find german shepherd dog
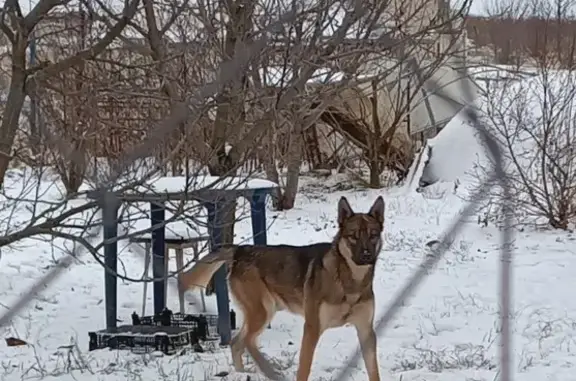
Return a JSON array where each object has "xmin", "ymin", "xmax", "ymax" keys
[{"xmin": 180, "ymin": 196, "xmax": 385, "ymax": 381}]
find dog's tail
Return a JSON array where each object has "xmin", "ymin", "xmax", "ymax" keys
[{"xmin": 179, "ymin": 246, "xmax": 236, "ymax": 292}]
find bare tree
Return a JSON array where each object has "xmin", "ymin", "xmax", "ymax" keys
[
  {"xmin": 467, "ymin": 0, "xmax": 576, "ymax": 68},
  {"xmin": 0, "ymin": 0, "xmax": 475, "ymax": 270},
  {"xmin": 473, "ymin": 0, "xmax": 576, "ymax": 229},
  {"xmin": 240, "ymin": 0, "xmax": 472, "ymax": 205},
  {"xmin": 0, "ymin": 0, "xmax": 140, "ymax": 188},
  {"xmin": 30, "ymin": 9, "xmax": 96, "ymax": 193},
  {"xmin": 0, "ymin": 0, "xmax": 254, "ymax": 282}
]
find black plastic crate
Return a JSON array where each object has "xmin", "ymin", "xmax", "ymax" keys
[
  {"xmin": 131, "ymin": 308, "xmax": 237, "ymax": 341},
  {"xmin": 88, "ymin": 324, "xmax": 197, "ymax": 355}
]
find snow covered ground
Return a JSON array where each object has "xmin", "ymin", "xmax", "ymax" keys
[{"xmin": 1, "ymin": 162, "xmax": 576, "ymax": 381}]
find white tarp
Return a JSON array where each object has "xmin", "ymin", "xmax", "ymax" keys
[
  {"xmin": 409, "ymin": 63, "xmax": 479, "ymax": 134},
  {"xmin": 366, "ymin": 57, "xmax": 479, "ymax": 136}
]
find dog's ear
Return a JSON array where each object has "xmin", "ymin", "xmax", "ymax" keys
[
  {"xmin": 338, "ymin": 196, "xmax": 354, "ymax": 225},
  {"xmin": 368, "ymin": 196, "xmax": 385, "ymax": 225}
]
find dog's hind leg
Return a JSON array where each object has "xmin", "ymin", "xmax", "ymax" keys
[
  {"xmin": 229, "ymin": 278, "xmax": 249, "ymax": 372},
  {"xmin": 230, "ymin": 277, "xmax": 281, "ymax": 379},
  {"xmin": 244, "ymin": 304, "xmax": 280, "ymax": 381},
  {"xmin": 230, "ymin": 323, "xmax": 247, "ymax": 372}
]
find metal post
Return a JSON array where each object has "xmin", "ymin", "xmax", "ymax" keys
[
  {"xmin": 249, "ymin": 190, "xmax": 271, "ymax": 329},
  {"xmin": 150, "ymin": 202, "xmax": 166, "ymax": 316},
  {"xmin": 205, "ymin": 201, "xmax": 232, "ymax": 345},
  {"xmin": 250, "ymin": 190, "xmax": 269, "ymax": 246},
  {"xmin": 103, "ymin": 199, "xmax": 120, "ymax": 330}
]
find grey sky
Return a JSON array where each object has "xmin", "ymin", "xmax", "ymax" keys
[
  {"xmin": 7, "ymin": 0, "xmax": 489, "ymax": 17},
  {"xmin": 7, "ymin": 0, "xmax": 567, "ymax": 23}
]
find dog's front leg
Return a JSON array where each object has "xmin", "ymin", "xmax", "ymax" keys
[
  {"xmin": 296, "ymin": 315, "xmax": 321, "ymax": 381},
  {"xmin": 355, "ymin": 324, "xmax": 380, "ymax": 381},
  {"xmin": 351, "ymin": 301, "xmax": 380, "ymax": 381}
]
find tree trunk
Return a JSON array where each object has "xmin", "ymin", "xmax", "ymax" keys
[
  {"xmin": 280, "ymin": 128, "xmax": 303, "ymax": 210},
  {"xmin": 29, "ymin": 94, "xmax": 40, "ymax": 157},
  {"xmin": 368, "ymin": 159, "xmax": 381, "ymax": 188},
  {"xmin": 0, "ymin": 40, "xmax": 27, "ymax": 188},
  {"xmin": 263, "ymin": 127, "xmax": 283, "ymax": 209},
  {"xmin": 205, "ymin": 0, "xmax": 253, "ymax": 293},
  {"xmin": 64, "ymin": 142, "xmax": 87, "ymax": 195},
  {"xmin": 62, "ymin": 161, "xmax": 86, "ymax": 195},
  {"xmin": 368, "ymin": 80, "xmax": 382, "ymax": 189}
]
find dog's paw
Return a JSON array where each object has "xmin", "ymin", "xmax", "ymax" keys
[
  {"xmin": 261, "ymin": 364, "xmax": 284, "ymax": 381},
  {"xmin": 258, "ymin": 361, "xmax": 284, "ymax": 381}
]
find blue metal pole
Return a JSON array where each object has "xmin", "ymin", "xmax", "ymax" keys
[
  {"xmin": 150, "ymin": 202, "xmax": 166, "ymax": 316},
  {"xmin": 250, "ymin": 190, "xmax": 269, "ymax": 246},
  {"xmin": 249, "ymin": 190, "xmax": 270, "ymax": 329},
  {"xmin": 205, "ymin": 201, "xmax": 232, "ymax": 345},
  {"xmin": 103, "ymin": 200, "xmax": 119, "ymax": 330}
]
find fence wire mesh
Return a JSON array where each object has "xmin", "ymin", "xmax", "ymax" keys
[{"xmin": 0, "ymin": 2, "xmax": 513, "ymax": 381}]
